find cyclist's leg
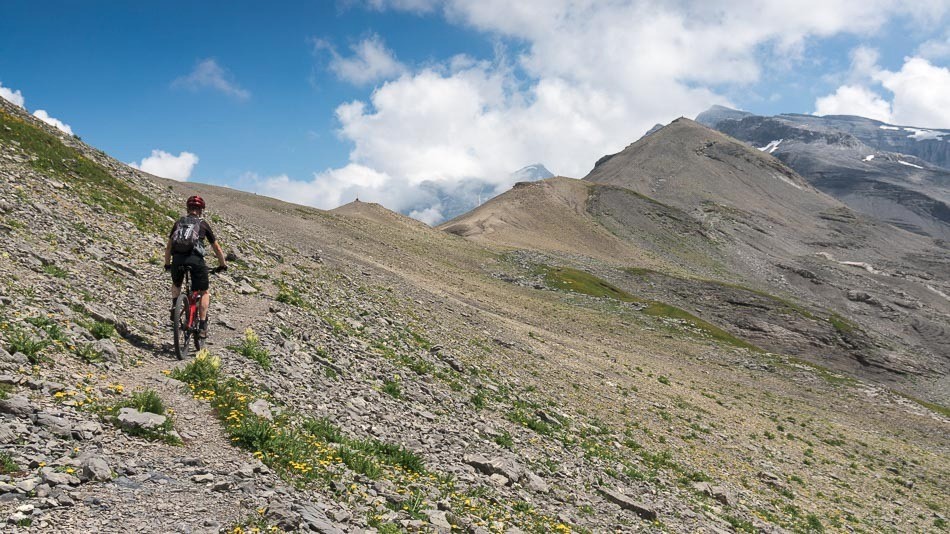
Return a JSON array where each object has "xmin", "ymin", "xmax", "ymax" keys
[
  {"xmin": 170, "ymin": 255, "xmax": 186, "ymax": 321},
  {"xmin": 170, "ymin": 254, "xmax": 186, "ymax": 298},
  {"xmin": 198, "ymin": 291, "xmax": 210, "ymax": 321},
  {"xmin": 187, "ymin": 255, "xmax": 211, "ymax": 326}
]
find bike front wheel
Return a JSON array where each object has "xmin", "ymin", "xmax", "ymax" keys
[{"xmin": 172, "ymin": 294, "xmax": 190, "ymax": 360}]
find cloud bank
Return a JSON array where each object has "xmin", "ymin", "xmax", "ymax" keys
[
  {"xmin": 131, "ymin": 150, "xmax": 199, "ymax": 181},
  {"xmin": 256, "ymin": 0, "xmax": 950, "ymax": 223}
]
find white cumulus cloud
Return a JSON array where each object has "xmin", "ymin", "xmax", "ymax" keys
[
  {"xmin": 0, "ymin": 82, "xmax": 25, "ymax": 108},
  {"xmin": 32, "ymin": 110, "xmax": 74, "ymax": 135},
  {"xmin": 918, "ymin": 31, "xmax": 950, "ymax": 60},
  {"xmin": 875, "ymin": 57, "xmax": 950, "ymax": 128},
  {"xmin": 814, "ymin": 53, "xmax": 950, "ymax": 128},
  {"xmin": 172, "ymin": 59, "xmax": 250, "ymax": 101},
  {"xmin": 814, "ymin": 85, "xmax": 893, "ymax": 122},
  {"xmin": 130, "ymin": 150, "xmax": 199, "ymax": 181},
  {"xmin": 267, "ymin": 1, "xmax": 950, "ymax": 223},
  {"xmin": 317, "ymin": 34, "xmax": 406, "ymax": 85}
]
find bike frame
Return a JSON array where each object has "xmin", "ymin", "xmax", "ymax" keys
[
  {"xmin": 173, "ymin": 269, "xmax": 209, "ymax": 359},
  {"xmin": 184, "ymin": 287, "xmax": 202, "ymax": 331}
]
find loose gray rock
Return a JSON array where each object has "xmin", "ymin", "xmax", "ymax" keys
[
  {"xmin": 80, "ymin": 456, "xmax": 112, "ymax": 482},
  {"xmin": 268, "ymin": 503, "xmax": 301, "ymax": 530},
  {"xmin": 524, "ymin": 471, "xmax": 549, "ymax": 493},
  {"xmin": 295, "ymin": 501, "xmax": 344, "ymax": 533},
  {"xmin": 0, "ymin": 395, "xmax": 35, "ymax": 417},
  {"xmin": 463, "ymin": 454, "xmax": 524, "ymax": 484},
  {"xmin": 598, "ymin": 487, "xmax": 657, "ymax": 521},
  {"xmin": 248, "ymin": 399, "xmax": 273, "ymax": 420},
  {"xmin": 34, "ymin": 412, "xmax": 72, "ymax": 438},
  {"xmin": 92, "ymin": 338, "xmax": 119, "ymax": 361},
  {"xmin": 40, "ymin": 468, "xmax": 80, "ymax": 487},
  {"xmin": 116, "ymin": 408, "xmax": 166, "ymax": 431}
]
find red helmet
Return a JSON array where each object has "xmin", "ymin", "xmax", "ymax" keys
[{"xmin": 186, "ymin": 195, "xmax": 205, "ymax": 210}]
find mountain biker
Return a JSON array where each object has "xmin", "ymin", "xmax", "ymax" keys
[{"xmin": 163, "ymin": 195, "xmax": 227, "ymax": 339}]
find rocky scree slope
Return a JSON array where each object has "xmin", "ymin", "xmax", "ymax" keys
[
  {"xmin": 697, "ymin": 107, "xmax": 950, "ymax": 240},
  {"xmin": 510, "ymin": 119, "xmax": 950, "ymax": 396},
  {"xmin": 0, "ymin": 98, "xmax": 948, "ymax": 533}
]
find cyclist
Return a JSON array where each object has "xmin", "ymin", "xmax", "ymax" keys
[{"xmin": 163, "ymin": 195, "xmax": 227, "ymax": 339}]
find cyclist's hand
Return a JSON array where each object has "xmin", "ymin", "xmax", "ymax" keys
[
  {"xmin": 214, "ymin": 265, "xmax": 228, "ymax": 274},
  {"xmin": 164, "ymin": 263, "xmax": 172, "ymax": 271}
]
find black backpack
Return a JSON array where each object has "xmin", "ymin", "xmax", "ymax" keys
[{"xmin": 170, "ymin": 216, "xmax": 205, "ymax": 255}]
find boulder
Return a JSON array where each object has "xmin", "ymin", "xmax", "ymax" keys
[
  {"xmin": 80, "ymin": 455, "xmax": 112, "ymax": 482},
  {"xmin": 248, "ymin": 399, "xmax": 273, "ymax": 420},
  {"xmin": 597, "ymin": 487, "xmax": 657, "ymax": 521},
  {"xmin": 34, "ymin": 413, "xmax": 72, "ymax": 438},
  {"xmin": 0, "ymin": 395, "xmax": 35, "ymax": 417},
  {"xmin": 116, "ymin": 408, "xmax": 166, "ymax": 431},
  {"xmin": 92, "ymin": 338, "xmax": 119, "ymax": 361},
  {"xmin": 463, "ymin": 454, "xmax": 524, "ymax": 484}
]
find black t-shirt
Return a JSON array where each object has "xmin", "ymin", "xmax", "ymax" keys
[{"xmin": 169, "ymin": 218, "xmax": 216, "ymax": 246}]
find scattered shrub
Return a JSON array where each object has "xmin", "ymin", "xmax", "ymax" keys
[{"xmin": 229, "ymin": 328, "xmax": 271, "ymax": 369}]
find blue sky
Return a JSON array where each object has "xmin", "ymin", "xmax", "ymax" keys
[{"xmin": 2, "ymin": 1, "xmax": 949, "ymax": 223}]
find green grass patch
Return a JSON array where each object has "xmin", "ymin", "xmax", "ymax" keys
[
  {"xmin": 74, "ymin": 343, "xmax": 103, "ymax": 363},
  {"xmin": 0, "ymin": 451, "xmax": 19, "ymax": 475},
  {"xmin": 275, "ymin": 281, "xmax": 308, "ymax": 307},
  {"xmin": 381, "ymin": 379, "xmax": 402, "ymax": 398},
  {"xmin": 0, "ymin": 110, "xmax": 178, "ymax": 233},
  {"xmin": 89, "ymin": 321, "xmax": 116, "ymax": 340},
  {"xmin": 5, "ymin": 328, "xmax": 50, "ymax": 364},
  {"xmin": 174, "ymin": 354, "xmax": 425, "ymax": 483},
  {"xmin": 641, "ymin": 301, "xmax": 760, "ymax": 351},
  {"xmin": 228, "ymin": 328, "xmax": 271, "ymax": 369},
  {"xmin": 540, "ymin": 265, "xmax": 639, "ymax": 302},
  {"xmin": 42, "ymin": 264, "xmax": 68, "ymax": 278},
  {"xmin": 892, "ymin": 391, "xmax": 950, "ymax": 418},
  {"xmin": 127, "ymin": 389, "xmax": 166, "ymax": 415},
  {"xmin": 828, "ymin": 313, "xmax": 857, "ymax": 336},
  {"xmin": 540, "ymin": 264, "xmax": 759, "ymax": 351},
  {"xmin": 494, "ymin": 431, "xmax": 514, "ymax": 449},
  {"xmin": 507, "ymin": 408, "xmax": 553, "ymax": 435}
]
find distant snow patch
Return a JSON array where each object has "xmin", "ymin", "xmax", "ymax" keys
[
  {"xmin": 863, "ymin": 154, "xmax": 875, "ymax": 162},
  {"xmin": 840, "ymin": 261, "xmax": 883, "ymax": 275},
  {"xmin": 772, "ymin": 172, "xmax": 802, "ymax": 189},
  {"xmin": 757, "ymin": 139, "xmax": 783, "ymax": 154},
  {"xmin": 898, "ymin": 160, "xmax": 924, "ymax": 169},
  {"xmin": 879, "ymin": 125, "xmax": 900, "ymax": 130},
  {"xmin": 907, "ymin": 129, "xmax": 942, "ymax": 141}
]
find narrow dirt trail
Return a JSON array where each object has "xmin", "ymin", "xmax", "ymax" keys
[{"xmin": 28, "ymin": 282, "xmax": 295, "ymax": 533}]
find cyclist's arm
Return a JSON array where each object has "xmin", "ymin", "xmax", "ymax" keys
[
  {"xmin": 211, "ymin": 241, "xmax": 227, "ymax": 268},
  {"xmin": 163, "ymin": 239, "xmax": 173, "ymax": 266}
]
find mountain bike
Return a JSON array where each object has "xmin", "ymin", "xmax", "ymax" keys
[{"xmin": 172, "ymin": 269, "xmax": 213, "ymax": 360}]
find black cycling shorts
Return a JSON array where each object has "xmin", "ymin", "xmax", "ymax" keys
[{"xmin": 171, "ymin": 254, "xmax": 209, "ymax": 291}]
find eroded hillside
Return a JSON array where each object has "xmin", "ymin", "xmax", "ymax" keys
[{"xmin": 0, "ymin": 99, "xmax": 947, "ymax": 534}]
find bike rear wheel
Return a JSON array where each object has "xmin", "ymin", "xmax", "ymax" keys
[{"xmin": 172, "ymin": 294, "xmax": 189, "ymax": 360}]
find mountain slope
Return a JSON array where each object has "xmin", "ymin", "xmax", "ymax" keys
[
  {"xmin": 0, "ymin": 97, "xmax": 948, "ymax": 534},
  {"xmin": 699, "ymin": 107, "xmax": 950, "ymax": 239},
  {"xmin": 450, "ymin": 118, "xmax": 950, "ymax": 390}
]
